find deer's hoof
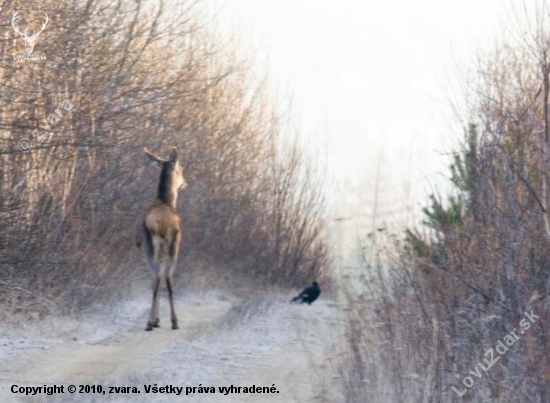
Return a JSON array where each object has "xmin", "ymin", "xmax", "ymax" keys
[
  {"xmin": 145, "ymin": 323, "xmax": 154, "ymax": 331},
  {"xmin": 152, "ymin": 318, "xmax": 160, "ymax": 328},
  {"xmin": 172, "ymin": 321, "xmax": 179, "ymax": 330}
]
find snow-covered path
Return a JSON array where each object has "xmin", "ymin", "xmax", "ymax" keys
[{"xmin": 0, "ymin": 291, "xmax": 339, "ymax": 402}]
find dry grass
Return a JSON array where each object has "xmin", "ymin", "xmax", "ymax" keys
[{"xmin": 0, "ymin": 0, "xmax": 329, "ymax": 320}]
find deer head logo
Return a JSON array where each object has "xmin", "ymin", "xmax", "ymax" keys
[{"xmin": 12, "ymin": 12, "xmax": 49, "ymax": 54}]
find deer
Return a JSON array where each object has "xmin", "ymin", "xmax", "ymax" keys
[
  {"xmin": 136, "ymin": 147, "xmax": 187, "ymax": 331},
  {"xmin": 11, "ymin": 12, "xmax": 49, "ymax": 54}
]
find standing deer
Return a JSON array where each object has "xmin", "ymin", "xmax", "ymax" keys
[{"xmin": 136, "ymin": 147, "xmax": 187, "ymax": 331}]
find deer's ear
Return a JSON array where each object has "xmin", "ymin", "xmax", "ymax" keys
[
  {"xmin": 170, "ymin": 147, "xmax": 179, "ymax": 162},
  {"xmin": 143, "ymin": 147, "xmax": 164, "ymax": 169}
]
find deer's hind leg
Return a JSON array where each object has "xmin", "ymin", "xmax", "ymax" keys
[
  {"xmin": 140, "ymin": 224, "xmax": 160, "ymax": 331},
  {"xmin": 146, "ymin": 274, "xmax": 161, "ymax": 331},
  {"xmin": 167, "ymin": 230, "xmax": 181, "ymax": 330}
]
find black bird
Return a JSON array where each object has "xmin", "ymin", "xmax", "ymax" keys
[{"xmin": 291, "ymin": 282, "xmax": 321, "ymax": 305}]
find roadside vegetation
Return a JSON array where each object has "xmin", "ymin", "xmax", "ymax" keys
[
  {"xmin": 329, "ymin": 5, "xmax": 550, "ymax": 402},
  {"xmin": 0, "ymin": 0, "xmax": 329, "ymax": 319}
]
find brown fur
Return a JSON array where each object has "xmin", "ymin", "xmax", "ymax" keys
[
  {"xmin": 136, "ymin": 147, "xmax": 187, "ymax": 331},
  {"xmin": 145, "ymin": 201, "xmax": 180, "ymax": 238}
]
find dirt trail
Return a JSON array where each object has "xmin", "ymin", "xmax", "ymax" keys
[
  {"xmin": 0, "ymin": 300, "xmax": 231, "ymax": 386},
  {"xmin": 0, "ymin": 295, "xmax": 337, "ymax": 402}
]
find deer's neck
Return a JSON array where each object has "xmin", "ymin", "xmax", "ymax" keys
[{"xmin": 157, "ymin": 167, "xmax": 178, "ymax": 208}]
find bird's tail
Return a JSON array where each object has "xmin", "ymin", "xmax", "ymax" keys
[{"xmin": 290, "ymin": 296, "xmax": 300, "ymax": 303}]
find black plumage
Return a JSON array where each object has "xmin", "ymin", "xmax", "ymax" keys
[{"xmin": 291, "ymin": 282, "xmax": 321, "ymax": 305}]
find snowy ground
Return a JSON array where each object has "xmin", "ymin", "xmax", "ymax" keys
[{"xmin": 0, "ymin": 289, "xmax": 342, "ymax": 403}]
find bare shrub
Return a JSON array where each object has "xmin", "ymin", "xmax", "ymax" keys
[
  {"xmin": 328, "ymin": 4, "xmax": 550, "ymax": 402},
  {"xmin": 0, "ymin": 0, "xmax": 329, "ymax": 317}
]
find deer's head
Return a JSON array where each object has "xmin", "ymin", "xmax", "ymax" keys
[
  {"xmin": 12, "ymin": 12, "xmax": 49, "ymax": 54},
  {"xmin": 144, "ymin": 147, "xmax": 187, "ymax": 206}
]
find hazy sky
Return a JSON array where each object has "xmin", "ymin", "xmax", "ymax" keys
[{"xmin": 205, "ymin": 0, "xmax": 516, "ymax": 226}]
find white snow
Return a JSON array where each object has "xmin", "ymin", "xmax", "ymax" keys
[{"xmin": 0, "ymin": 290, "xmax": 340, "ymax": 403}]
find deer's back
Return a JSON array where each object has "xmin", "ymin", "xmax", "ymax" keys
[{"xmin": 143, "ymin": 199, "xmax": 181, "ymax": 238}]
